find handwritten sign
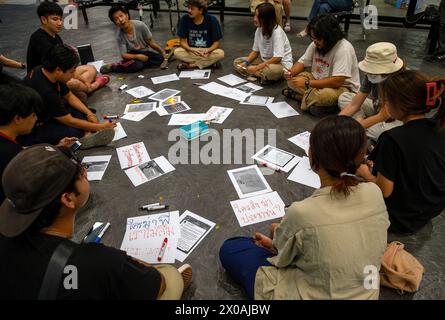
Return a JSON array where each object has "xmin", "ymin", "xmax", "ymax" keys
[
  {"xmin": 230, "ymin": 191, "xmax": 285, "ymax": 227},
  {"xmin": 120, "ymin": 211, "xmax": 181, "ymax": 264},
  {"xmin": 116, "ymin": 142, "xmax": 150, "ymax": 169}
]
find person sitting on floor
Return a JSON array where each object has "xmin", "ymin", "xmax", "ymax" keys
[
  {"xmin": 0, "ymin": 144, "xmax": 193, "ymax": 299},
  {"xmin": 220, "ymin": 115, "xmax": 389, "ymax": 300},
  {"xmin": 357, "ymin": 70, "xmax": 445, "ymax": 234},
  {"xmin": 297, "ymin": 0, "xmax": 354, "ymax": 37},
  {"xmin": 174, "ymin": 0, "xmax": 225, "ymax": 70},
  {"xmin": 100, "ymin": 6, "xmax": 169, "ymax": 74},
  {"xmin": 234, "ymin": 2, "xmax": 293, "ymax": 85},
  {"xmin": 282, "ymin": 14, "xmax": 359, "ymax": 117},
  {"xmin": 26, "ymin": 1, "xmax": 109, "ymax": 97},
  {"xmin": 21, "ymin": 44, "xmax": 116, "ymax": 148},
  {"xmin": 338, "ymin": 42, "xmax": 405, "ymax": 142},
  {"xmin": 0, "ymin": 53, "xmax": 26, "ymax": 84},
  {"xmin": 0, "ymin": 83, "xmax": 77, "ymax": 203}
]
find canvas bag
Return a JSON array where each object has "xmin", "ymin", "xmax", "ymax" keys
[{"xmin": 380, "ymin": 241, "xmax": 425, "ymax": 294}]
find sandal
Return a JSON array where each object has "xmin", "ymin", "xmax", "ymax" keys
[
  {"xmin": 95, "ymin": 75, "xmax": 110, "ymax": 88},
  {"xmin": 282, "ymin": 87, "xmax": 301, "ymax": 101},
  {"xmin": 176, "ymin": 62, "xmax": 190, "ymax": 70}
]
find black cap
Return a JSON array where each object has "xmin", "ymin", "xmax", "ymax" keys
[{"xmin": 0, "ymin": 144, "xmax": 78, "ymax": 237}]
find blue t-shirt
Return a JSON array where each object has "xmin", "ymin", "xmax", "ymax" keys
[{"xmin": 177, "ymin": 14, "xmax": 222, "ymax": 48}]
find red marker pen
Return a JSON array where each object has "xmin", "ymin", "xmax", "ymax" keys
[{"xmin": 157, "ymin": 237, "xmax": 168, "ymax": 262}]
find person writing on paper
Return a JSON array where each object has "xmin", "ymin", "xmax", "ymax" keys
[
  {"xmin": 234, "ymin": 2, "xmax": 293, "ymax": 85},
  {"xmin": 282, "ymin": 14, "xmax": 359, "ymax": 117},
  {"xmin": 220, "ymin": 115, "xmax": 389, "ymax": 300},
  {"xmin": 0, "ymin": 83, "xmax": 77, "ymax": 203},
  {"xmin": 338, "ymin": 42, "xmax": 405, "ymax": 142},
  {"xmin": 0, "ymin": 145, "xmax": 193, "ymax": 299},
  {"xmin": 26, "ymin": 1, "xmax": 108, "ymax": 97},
  {"xmin": 21, "ymin": 44, "xmax": 116, "ymax": 149},
  {"xmin": 357, "ymin": 70, "xmax": 445, "ymax": 234},
  {"xmin": 100, "ymin": 6, "xmax": 169, "ymax": 73},
  {"xmin": 174, "ymin": 0, "xmax": 225, "ymax": 70}
]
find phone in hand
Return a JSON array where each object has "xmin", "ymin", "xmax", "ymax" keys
[
  {"xmin": 71, "ymin": 141, "xmax": 82, "ymax": 152},
  {"xmin": 83, "ymin": 222, "xmax": 111, "ymax": 244}
]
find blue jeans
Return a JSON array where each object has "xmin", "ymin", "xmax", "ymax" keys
[
  {"xmin": 110, "ymin": 50, "xmax": 164, "ymax": 73},
  {"xmin": 18, "ymin": 105, "xmax": 86, "ymax": 146},
  {"xmin": 308, "ymin": 0, "xmax": 353, "ymax": 21},
  {"xmin": 219, "ymin": 237, "xmax": 274, "ymax": 299}
]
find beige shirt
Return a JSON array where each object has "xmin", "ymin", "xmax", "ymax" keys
[{"xmin": 255, "ymin": 182, "xmax": 390, "ymax": 300}]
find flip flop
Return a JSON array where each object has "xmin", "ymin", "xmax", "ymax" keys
[
  {"xmin": 95, "ymin": 75, "xmax": 110, "ymax": 88},
  {"xmin": 281, "ymin": 87, "xmax": 301, "ymax": 100}
]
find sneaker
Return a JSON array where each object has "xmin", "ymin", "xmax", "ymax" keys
[
  {"xmin": 284, "ymin": 22, "xmax": 291, "ymax": 32},
  {"xmin": 425, "ymin": 51, "xmax": 445, "ymax": 62},
  {"xmin": 309, "ymin": 105, "xmax": 339, "ymax": 117},
  {"xmin": 79, "ymin": 128, "xmax": 115, "ymax": 150},
  {"xmin": 100, "ymin": 64, "xmax": 113, "ymax": 74},
  {"xmin": 178, "ymin": 264, "xmax": 193, "ymax": 290},
  {"xmin": 297, "ymin": 29, "xmax": 307, "ymax": 38}
]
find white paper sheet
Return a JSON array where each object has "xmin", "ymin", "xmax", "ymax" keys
[
  {"xmin": 266, "ymin": 101, "xmax": 300, "ymax": 119},
  {"xmin": 112, "ymin": 122, "xmax": 127, "ymax": 141},
  {"xmin": 156, "ymin": 101, "xmax": 191, "ymax": 116},
  {"xmin": 179, "ymin": 69, "xmax": 211, "ymax": 79},
  {"xmin": 124, "ymin": 156, "xmax": 175, "ymax": 187},
  {"xmin": 227, "ymin": 165, "xmax": 273, "ymax": 199},
  {"xmin": 217, "ymin": 74, "xmax": 246, "ymax": 86},
  {"xmin": 168, "ymin": 113, "xmax": 207, "ymax": 126},
  {"xmin": 230, "ymin": 191, "xmax": 285, "ymax": 227},
  {"xmin": 149, "ymin": 88, "xmax": 181, "ymax": 102},
  {"xmin": 240, "ymin": 95, "xmax": 274, "ymax": 106},
  {"xmin": 87, "ymin": 60, "xmax": 104, "ymax": 73},
  {"xmin": 236, "ymin": 82, "xmax": 263, "ymax": 93},
  {"xmin": 82, "ymin": 155, "xmax": 112, "ymax": 181},
  {"xmin": 287, "ymin": 156, "xmax": 321, "ymax": 189},
  {"xmin": 252, "ymin": 145, "xmax": 301, "ymax": 173},
  {"xmin": 120, "ymin": 211, "xmax": 181, "ymax": 264},
  {"xmin": 199, "ymin": 82, "xmax": 250, "ymax": 102},
  {"xmin": 121, "ymin": 102, "xmax": 157, "ymax": 122},
  {"xmin": 288, "ymin": 131, "xmax": 311, "ymax": 155},
  {"xmin": 204, "ymin": 106, "xmax": 233, "ymax": 124},
  {"xmin": 120, "ymin": 112, "xmax": 151, "ymax": 122},
  {"xmin": 151, "ymin": 73, "xmax": 180, "ymax": 85},
  {"xmin": 176, "ymin": 210, "xmax": 215, "ymax": 262},
  {"xmin": 116, "ymin": 142, "xmax": 150, "ymax": 169},
  {"xmin": 125, "ymin": 86, "xmax": 155, "ymax": 98}
]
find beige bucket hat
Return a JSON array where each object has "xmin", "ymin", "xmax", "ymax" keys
[{"xmin": 358, "ymin": 42, "xmax": 404, "ymax": 75}]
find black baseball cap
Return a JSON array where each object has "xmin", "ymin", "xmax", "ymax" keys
[{"xmin": 0, "ymin": 144, "xmax": 79, "ymax": 237}]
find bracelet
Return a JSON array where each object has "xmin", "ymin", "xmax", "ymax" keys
[
  {"xmin": 243, "ymin": 60, "xmax": 250, "ymax": 65},
  {"xmin": 305, "ymin": 79, "xmax": 310, "ymax": 89}
]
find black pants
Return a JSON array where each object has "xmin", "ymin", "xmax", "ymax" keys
[{"xmin": 439, "ymin": 0, "xmax": 445, "ymax": 51}]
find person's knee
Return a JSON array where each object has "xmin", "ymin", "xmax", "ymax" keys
[
  {"xmin": 338, "ymin": 92, "xmax": 355, "ymax": 109},
  {"xmin": 319, "ymin": 3, "xmax": 332, "ymax": 13},
  {"xmin": 212, "ymin": 49, "xmax": 225, "ymax": 59},
  {"xmin": 67, "ymin": 78, "xmax": 88, "ymax": 93},
  {"xmin": 219, "ymin": 237, "xmax": 249, "ymax": 264},
  {"xmin": 174, "ymin": 48, "xmax": 187, "ymax": 59}
]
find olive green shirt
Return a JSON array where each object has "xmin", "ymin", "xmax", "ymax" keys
[{"xmin": 255, "ymin": 182, "xmax": 390, "ymax": 300}]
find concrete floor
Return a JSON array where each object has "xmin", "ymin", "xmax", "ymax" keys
[{"xmin": 0, "ymin": 4, "xmax": 444, "ymax": 300}]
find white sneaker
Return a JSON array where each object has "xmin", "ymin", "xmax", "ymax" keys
[
  {"xmin": 284, "ymin": 22, "xmax": 291, "ymax": 32},
  {"xmin": 297, "ymin": 29, "xmax": 307, "ymax": 38}
]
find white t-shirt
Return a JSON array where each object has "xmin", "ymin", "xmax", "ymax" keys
[
  {"xmin": 298, "ymin": 38, "xmax": 360, "ymax": 92},
  {"xmin": 252, "ymin": 25, "xmax": 293, "ymax": 70}
]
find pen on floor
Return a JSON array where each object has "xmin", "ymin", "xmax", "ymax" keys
[
  {"xmin": 193, "ymin": 82, "xmax": 206, "ymax": 86},
  {"xmin": 103, "ymin": 115, "xmax": 120, "ymax": 119},
  {"xmin": 146, "ymin": 204, "xmax": 169, "ymax": 212},
  {"xmin": 140, "ymin": 202, "xmax": 160, "ymax": 210},
  {"xmin": 157, "ymin": 237, "xmax": 168, "ymax": 262}
]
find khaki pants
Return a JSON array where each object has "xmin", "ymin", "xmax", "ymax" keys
[
  {"xmin": 174, "ymin": 47, "xmax": 224, "ymax": 69},
  {"xmin": 287, "ymin": 71, "xmax": 350, "ymax": 111},
  {"xmin": 338, "ymin": 91, "xmax": 403, "ymax": 141},
  {"xmin": 234, "ymin": 57, "xmax": 284, "ymax": 81},
  {"xmin": 250, "ymin": 0, "xmax": 284, "ymax": 26}
]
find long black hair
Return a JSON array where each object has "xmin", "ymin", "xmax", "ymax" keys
[{"xmin": 256, "ymin": 2, "xmax": 277, "ymax": 38}]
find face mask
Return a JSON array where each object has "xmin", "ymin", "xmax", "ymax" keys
[{"xmin": 367, "ymin": 74, "xmax": 387, "ymax": 84}]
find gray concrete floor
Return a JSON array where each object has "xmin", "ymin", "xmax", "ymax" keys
[{"xmin": 0, "ymin": 4, "xmax": 444, "ymax": 300}]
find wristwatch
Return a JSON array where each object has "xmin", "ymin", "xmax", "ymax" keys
[{"xmin": 304, "ymin": 79, "xmax": 310, "ymax": 89}]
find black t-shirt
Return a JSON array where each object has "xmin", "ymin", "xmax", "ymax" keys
[
  {"xmin": 369, "ymin": 118, "xmax": 445, "ymax": 233},
  {"xmin": 0, "ymin": 133, "xmax": 22, "ymax": 203},
  {"xmin": 26, "ymin": 28, "xmax": 63, "ymax": 73},
  {"xmin": 23, "ymin": 67, "xmax": 70, "ymax": 123},
  {"xmin": 0, "ymin": 231, "xmax": 161, "ymax": 299},
  {"xmin": 177, "ymin": 14, "xmax": 223, "ymax": 48}
]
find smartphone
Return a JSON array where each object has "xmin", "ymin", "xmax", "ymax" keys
[
  {"xmin": 71, "ymin": 141, "xmax": 82, "ymax": 152},
  {"xmin": 83, "ymin": 222, "xmax": 110, "ymax": 244}
]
